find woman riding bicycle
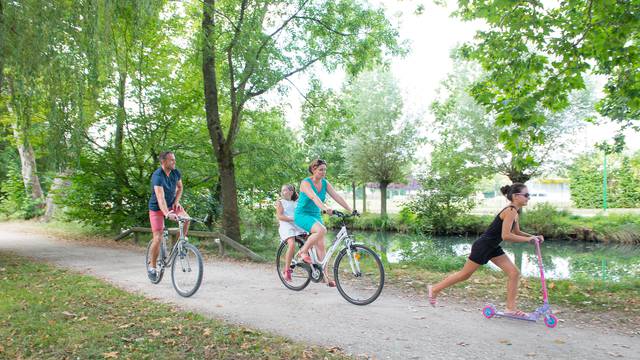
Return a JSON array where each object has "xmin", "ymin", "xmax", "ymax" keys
[{"xmin": 294, "ymin": 159, "xmax": 353, "ymax": 287}]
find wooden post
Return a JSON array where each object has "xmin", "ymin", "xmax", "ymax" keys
[{"xmin": 217, "ymin": 238, "xmax": 225, "ymax": 256}]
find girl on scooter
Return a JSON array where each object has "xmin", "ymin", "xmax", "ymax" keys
[{"xmin": 428, "ymin": 183, "xmax": 544, "ymax": 317}]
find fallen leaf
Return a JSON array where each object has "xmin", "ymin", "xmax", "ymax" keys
[
  {"xmin": 203, "ymin": 328, "xmax": 211, "ymax": 336},
  {"xmin": 499, "ymin": 339, "xmax": 512, "ymax": 345},
  {"xmin": 457, "ymin": 341, "xmax": 469, "ymax": 347},
  {"xmin": 103, "ymin": 351, "xmax": 118, "ymax": 359},
  {"xmin": 608, "ymin": 352, "xmax": 623, "ymax": 358},
  {"xmin": 149, "ymin": 329, "xmax": 161, "ymax": 337},
  {"xmin": 62, "ymin": 311, "xmax": 77, "ymax": 318},
  {"xmin": 526, "ymin": 353, "xmax": 536, "ymax": 357},
  {"xmin": 215, "ymin": 304, "xmax": 223, "ymax": 308},
  {"xmin": 118, "ymin": 323, "xmax": 135, "ymax": 329},
  {"xmin": 327, "ymin": 346, "xmax": 343, "ymax": 353},
  {"xmin": 77, "ymin": 316, "xmax": 88, "ymax": 322},
  {"xmin": 554, "ymin": 339, "xmax": 566, "ymax": 345},
  {"xmin": 0, "ymin": 344, "xmax": 4, "ymax": 353}
]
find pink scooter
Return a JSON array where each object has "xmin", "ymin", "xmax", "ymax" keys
[{"xmin": 482, "ymin": 238, "xmax": 558, "ymax": 328}]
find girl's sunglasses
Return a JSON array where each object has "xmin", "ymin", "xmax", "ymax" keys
[{"xmin": 514, "ymin": 192, "xmax": 530, "ymax": 199}]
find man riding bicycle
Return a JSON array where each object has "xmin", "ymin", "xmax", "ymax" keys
[{"xmin": 147, "ymin": 151, "xmax": 190, "ymax": 280}]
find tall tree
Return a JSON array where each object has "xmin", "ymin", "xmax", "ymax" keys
[
  {"xmin": 107, "ymin": 0, "xmax": 165, "ymax": 228},
  {"xmin": 344, "ymin": 69, "xmax": 418, "ymax": 217},
  {"xmin": 201, "ymin": 0, "xmax": 402, "ymax": 242},
  {"xmin": 431, "ymin": 58, "xmax": 596, "ymax": 183},
  {"xmin": 300, "ymin": 80, "xmax": 356, "ymax": 206},
  {"xmin": 455, "ymin": 0, "xmax": 640, "ymax": 162},
  {"xmin": 1, "ymin": 0, "xmax": 59, "ymax": 207}
]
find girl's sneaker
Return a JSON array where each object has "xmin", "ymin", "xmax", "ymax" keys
[{"xmin": 283, "ymin": 269, "xmax": 293, "ymax": 282}]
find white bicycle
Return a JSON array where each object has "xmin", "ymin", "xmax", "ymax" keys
[{"xmin": 276, "ymin": 211, "xmax": 385, "ymax": 305}]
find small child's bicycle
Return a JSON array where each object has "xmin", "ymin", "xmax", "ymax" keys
[
  {"xmin": 145, "ymin": 216, "xmax": 205, "ymax": 297},
  {"xmin": 482, "ymin": 238, "xmax": 558, "ymax": 328}
]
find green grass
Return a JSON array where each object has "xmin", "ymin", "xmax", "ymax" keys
[{"xmin": 0, "ymin": 253, "xmax": 349, "ymax": 359}]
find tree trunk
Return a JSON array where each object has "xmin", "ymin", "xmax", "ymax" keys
[
  {"xmin": 8, "ymin": 78, "xmax": 45, "ymax": 207},
  {"xmin": 43, "ymin": 172, "xmax": 70, "ymax": 222},
  {"xmin": 112, "ymin": 70, "xmax": 127, "ymax": 230},
  {"xmin": 362, "ymin": 184, "xmax": 367, "ymax": 213},
  {"xmin": 202, "ymin": 0, "xmax": 242, "ymax": 243},
  {"xmin": 351, "ymin": 182, "xmax": 356, "ymax": 211},
  {"xmin": 218, "ymin": 156, "xmax": 242, "ymax": 242},
  {"xmin": 507, "ymin": 169, "xmax": 531, "ymax": 184},
  {"xmin": 380, "ymin": 182, "xmax": 389, "ymax": 217},
  {"xmin": 13, "ymin": 127, "xmax": 44, "ymax": 204}
]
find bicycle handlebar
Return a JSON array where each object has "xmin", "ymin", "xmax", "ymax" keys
[
  {"xmin": 323, "ymin": 210, "xmax": 360, "ymax": 218},
  {"xmin": 172, "ymin": 215, "xmax": 206, "ymax": 223}
]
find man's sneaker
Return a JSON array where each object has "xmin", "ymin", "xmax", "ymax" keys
[{"xmin": 147, "ymin": 267, "xmax": 157, "ymax": 281}]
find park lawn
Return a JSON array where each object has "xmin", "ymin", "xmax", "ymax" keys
[{"xmin": 0, "ymin": 252, "xmax": 348, "ymax": 360}]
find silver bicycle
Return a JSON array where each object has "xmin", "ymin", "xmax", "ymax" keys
[
  {"xmin": 276, "ymin": 211, "xmax": 385, "ymax": 305},
  {"xmin": 145, "ymin": 216, "xmax": 204, "ymax": 297}
]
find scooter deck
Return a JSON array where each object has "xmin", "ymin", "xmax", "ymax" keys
[{"xmin": 494, "ymin": 311, "xmax": 538, "ymax": 322}]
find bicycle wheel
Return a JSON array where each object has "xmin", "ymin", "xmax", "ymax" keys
[
  {"xmin": 276, "ymin": 238, "xmax": 311, "ymax": 291},
  {"xmin": 171, "ymin": 242, "xmax": 204, "ymax": 297},
  {"xmin": 145, "ymin": 239, "xmax": 165, "ymax": 284},
  {"xmin": 334, "ymin": 244, "xmax": 384, "ymax": 305}
]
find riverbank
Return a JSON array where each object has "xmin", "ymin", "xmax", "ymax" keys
[{"xmin": 323, "ymin": 205, "xmax": 640, "ymax": 244}]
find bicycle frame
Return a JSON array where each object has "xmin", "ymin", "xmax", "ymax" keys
[
  {"xmin": 159, "ymin": 218, "xmax": 191, "ymax": 269},
  {"xmin": 308, "ymin": 223, "xmax": 361, "ymax": 276}
]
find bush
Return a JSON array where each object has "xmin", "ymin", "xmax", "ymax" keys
[
  {"xmin": 0, "ymin": 164, "xmax": 45, "ymax": 219},
  {"xmin": 520, "ymin": 203, "xmax": 574, "ymax": 239},
  {"xmin": 448, "ymin": 213, "xmax": 492, "ymax": 236},
  {"xmin": 569, "ymin": 152, "xmax": 640, "ymax": 208},
  {"xmin": 518, "ymin": 203, "xmax": 640, "ymax": 244}
]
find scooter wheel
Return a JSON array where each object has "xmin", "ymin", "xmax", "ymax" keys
[
  {"xmin": 482, "ymin": 305, "xmax": 496, "ymax": 319},
  {"xmin": 544, "ymin": 314, "xmax": 558, "ymax": 328}
]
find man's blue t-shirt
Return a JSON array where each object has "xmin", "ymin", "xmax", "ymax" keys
[{"xmin": 149, "ymin": 168, "xmax": 181, "ymax": 211}]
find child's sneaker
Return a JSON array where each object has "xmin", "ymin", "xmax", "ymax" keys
[{"xmin": 283, "ymin": 269, "xmax": 293, "ymax": 282}]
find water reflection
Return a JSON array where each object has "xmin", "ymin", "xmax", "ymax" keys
[{"xmin": 350, "ymin": 231, "xmax": 640, "ymax": 282}]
